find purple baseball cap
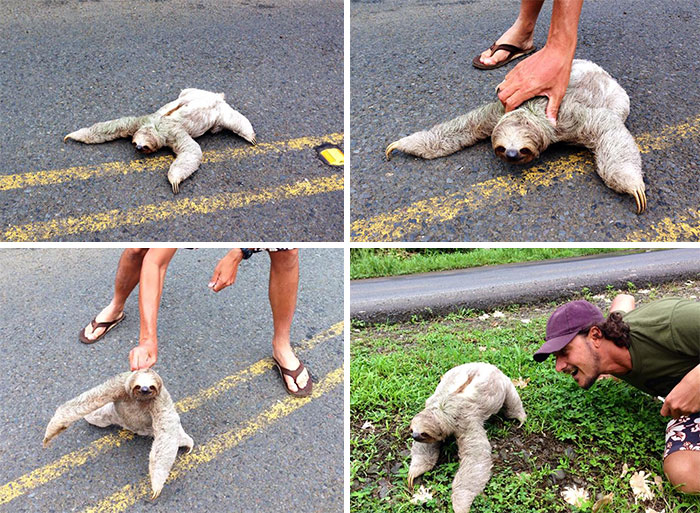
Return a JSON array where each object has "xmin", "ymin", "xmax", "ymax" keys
[{"xmin": 533, "ymin": 300, "xmax": 604, "ymax": 362}]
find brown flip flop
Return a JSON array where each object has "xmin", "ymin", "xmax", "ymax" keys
[
  {"xmin": 79, "ymin": 312, "xmax": 125, "ymax": 344},
  {"xmin": 472, "ymin": 43, "xmax": 536, "ymax": 70},
  {"xmin": 273, "ymin": 357, "xmax": 313, "ymax": 398}
]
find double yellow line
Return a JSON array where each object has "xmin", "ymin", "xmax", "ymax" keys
[
  {"xmin": 0, "ymin": 133, "xmax": 344, "ymax": 242},
  {"xmin": 351, "ymin": 115, "xmax": 700, "ymax": 242},
  {"xmin": 0, "ymin": 322, "xmax": 343, "ymax": 508}
]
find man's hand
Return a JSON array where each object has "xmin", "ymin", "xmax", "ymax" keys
[
  {"xmin": 208, "ymin": 249, "xmax": 244, "ymax": 292},
  {"xmin": 129, "ymin": 341, "xmax": 158, "ymax": 371},
  {"xmin": 661, "ymin": 364, "xmax": 700, "ymax": 418},
  {"xmin": 497, "ymin": 45, "xmax": 573, "ymax": 125}
]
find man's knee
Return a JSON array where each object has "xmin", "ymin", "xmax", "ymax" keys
[
  {"xmin": 123, "ymin": 248, "xmax": 149, "ymax": 260},
  {"xmin": 269, "ymin": 249, "xmax": 299, "ymax": 270},
  {"xmin": 664, "ymin": 452, "xmax": 700, "ymax": 494}
]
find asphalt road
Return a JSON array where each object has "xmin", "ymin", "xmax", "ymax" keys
[
  {"xmin": 350, "ymin": 0, "xmax": 700, "ymax": 242},
  {"xmin": 351, "ymin": 248, "xmax": 700, "ymax": 322},
  {"xmin": 0, "ymin": 0, "xmax": 343, "ymax": 242},
  {"xmin": 0, "ymin": 248, "xmax": 343, "ymax": 513}
]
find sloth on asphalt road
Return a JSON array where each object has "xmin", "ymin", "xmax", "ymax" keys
[
  {"xmin": 64, "ymin": 88, "xmax": 257, "ymax": 193},
  {"xmin": 386, "ymin": 60, "xmax": 647, "ymax": 214},
  {"xmin": 408, "ymin": 362, "xmax": 526, "ymax": 513},
  {"xmin": 43, "ymin": 369, "xmax": 193, "ymax": 500}
]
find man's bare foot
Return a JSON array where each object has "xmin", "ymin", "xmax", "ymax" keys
[
  {"xmin": 272, "ymin": 345, "xmax": 309, "ymax": 394},
  {"xmin": 81, "ymin": 304, "xmax": 124, "ymax": 342},
  {"xmin": 479, "ymin": 22, "xmax": 535, "ymax": 67}
]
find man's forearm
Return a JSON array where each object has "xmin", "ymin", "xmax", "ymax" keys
[
  {"xmin": 138, "ymin": 248, "xmax": 177, "ymax": 345},
  {"xmin": 546, "ymin": 0, "xmax": 583, "ymax": 57}
]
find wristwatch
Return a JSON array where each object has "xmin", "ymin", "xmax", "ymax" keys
[{"xmin": 240, "ymin": 248, "xmax": 255, "ymax": 260}]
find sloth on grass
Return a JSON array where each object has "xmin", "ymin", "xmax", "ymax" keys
[{"xmin": 386, "ymin": 60, "xmax": 647, "ymax": 214}]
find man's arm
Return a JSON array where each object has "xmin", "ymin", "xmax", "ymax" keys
[
  {"xmin": 497, "ymin": 0, "xmax": 584, "ymax": 125},
  {"xmin": 129, "ymin": 248, "xmax": 177, "ymax": 370},
  {"xmin": 661, "ymin": 364, "xmax": 700, "ymax": 418}
]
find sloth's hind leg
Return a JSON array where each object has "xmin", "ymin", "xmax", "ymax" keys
[
  {"xmin": 217, "ymin": 103, "xmax": 257, "ymax": 145},
  {"xmin": 84, "ymin": 402, "xmax": 120, "ymax": 428},
  {"xmin": 64, "ymin": 115, "xmax": 149, "ymax": 144}
]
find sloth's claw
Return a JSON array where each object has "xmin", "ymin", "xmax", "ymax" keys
[
  {"xmin": 407, "ymin": 473, "xmax": 415, "ymax": 490},
  {"xmin": 633, "ymin": 188, "xmax": 647, "ymax": 214},
  {"xmin": 386, "ymin": 141, "xmax": 400, "ymax": 160}
]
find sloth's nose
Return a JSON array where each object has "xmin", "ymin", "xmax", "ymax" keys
[
  {"xmin": 135, "ymin": 144, "xmax": 144, "ymax": 151},
  {"xmin": 411, "ymin": 432, "xmax": 423, "ymax": 441},
  {"xmin": 505, "ymin": 148, "xmax": 519, "ymax": 160},
  {"xmin": 140, "ymin": 386, "xmax": 150, "ymax": 394}
]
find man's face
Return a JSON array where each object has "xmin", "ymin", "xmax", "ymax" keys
[{"xmin": 553, "ymin": 333, "xmax": 601, "ymax": 389}]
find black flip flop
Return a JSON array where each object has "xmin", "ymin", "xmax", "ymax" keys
[
  {"xmin": 79, "ymin": 312, "xmax": 125, "ymax": 344},
  {"xmin": 472, "ymin": 43, "xmax": 536, "ymax": 70}
]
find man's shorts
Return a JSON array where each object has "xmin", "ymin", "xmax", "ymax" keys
[{"xmin": 663, "ymin": 412, "xmax": 700, "ymax": 459}]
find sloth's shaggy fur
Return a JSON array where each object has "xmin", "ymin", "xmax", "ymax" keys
[
  {"xmin": 408, "ymin": 362, "xmax": 526, "ymax": 513},
  {"xmin": 43, "ymin": 369, "xmax": 193, "ymax": 500},
  {"xmin": 65, "ymin": 88, "xmax": 256, "ymax": 193},
  {"xmin": 386, "ymin": 60, "xmax": 647, "ymax": 213}
]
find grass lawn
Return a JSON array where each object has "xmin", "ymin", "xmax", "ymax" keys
[
  {"xmin": 350, "ymin": 283, "xmax": 700, "ymax": 513},
  {"xmin": 350, "ymin": 248, "xmax": 639, "ymax": 280}
]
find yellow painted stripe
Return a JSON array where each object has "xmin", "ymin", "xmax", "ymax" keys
[
  {"xmin": 351, "ymin": 114, "xmax": 700, "ymax": 242},
  {"xmin": 0, "ymin": 431, "xmax": 135, "ymax": 505},
  {"xmin": 82, "ymin": 367, "xmax": 344, "ymax": 513},
  {"xmin": 0, "ymin": 133, "xmax": 343, "ymax": 191},
  {"xmin": 0, "ymin": 324, "xmax": 341, "ymax": 505},
  {"xmin": 2, "ymin": 174, "xmax": 344, "ymax": 242},
  {"xmin": 625, "ymin": 208, "xmax": 700, "ymax": 242},
  {"xmin": 176, "ymin": 321, "xmax": 343, "ymax": 413}
]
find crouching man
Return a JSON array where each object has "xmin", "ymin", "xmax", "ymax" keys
[{"xmin": 534, "ymin": 295, "xmax": 700, "ymax": 493}]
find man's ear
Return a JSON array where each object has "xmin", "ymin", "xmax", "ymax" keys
[{"xmin": 588, "ymin": 325, "xmax": 604, "ymax": 346}]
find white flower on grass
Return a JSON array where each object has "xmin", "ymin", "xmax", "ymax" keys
[
  {"xmin": 620, "ymin": 463, "xmax": 629, "ymax": 477},
  {"xmin": 492, "ymin": 311, "xmax": 505, "ymax": 318},
  {"xmin": 478, "ymin": 313, "xmax": 490, "ymax": 320},
  {"xmin": 511, "ymin": 377, "xmax": 530, "ymax": 388},
  {"xmin": 561, "ymin": 485, "xmax": 590, "ymax": 507},
  {"xmin": 629, "ymin": 471, "xmax": 655, "ymax": 502},
  {"xmin": 637, "ymin": 289, "xmax": 651, "ymax": 294},
  {"xmin": 521, "ymin": 318, "xmax": 531, "ymax": 324},
  {"xmin": 409, "ymin": 485, "xmax": 433, "ymax": 504},
  {"xmin": 478, "ymin": 346, "xmax": 487, "ymax": 352},
  {"xmin": 592, "ymin": 294, "xmax": 607, "ymax": 300},
  {"xmin": 645, "ymin": 508, "xmax": 665, "ymax": 513},
  {"xmin": 360, "ymin": 421, "xmax": 375, "ymax": 430}
]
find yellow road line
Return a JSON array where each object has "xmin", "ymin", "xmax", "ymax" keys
[
  {"xmin": 0, "ymin": 323, "xmax": 342, "ymax": 506},
  {"xmin": 0, "ymin": 432, "xmax": 135, "ymax": 506},
  {"xmin": 2, "ymin": 174, "xmax": 344, "ymax": 242},
  {"xmin": 82, "ymin": 367, "xmax": 344, "ymax": 513},
  {"xmin": 177, "ymin": 321, "xmax": 343, "ymax": 413},
  {"xmin": 351, "ymin": 114, "xmax": 700, "ymax": 242},
  {"xmin": 625, "ymin": 208, "xmax": 700, "ymax": 242},
  {"xmin": 0, "ymin": 133, "xmax": 344, "ymax": 191}
]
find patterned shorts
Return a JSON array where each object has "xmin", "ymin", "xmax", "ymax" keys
[{"xmin": 663, "ymin": 412, "xmax": 700, "ymax": 459}]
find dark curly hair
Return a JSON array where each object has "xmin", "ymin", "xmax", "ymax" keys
[{"xmin": 579, "ymin": 311, "xmax": 630, "ymax": 348}]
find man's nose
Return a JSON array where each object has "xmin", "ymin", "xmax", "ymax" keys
[{"xmin": 554, "ymin": 356, "xmax": 566, "ymax": 372}]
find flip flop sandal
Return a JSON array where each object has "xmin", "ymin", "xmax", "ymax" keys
[
  {"xmin": 472, "ymin": 43, "xmax": 536, "ymax": 70},
  {"xmin": 79, "ymin": 312, "xmax": 125, "ymax": 344},
  {"xmin": 273, "ymin": 357, "xmax": 313, "ymax": 398}
]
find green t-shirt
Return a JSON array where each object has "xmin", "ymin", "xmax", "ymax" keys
[{"xmin": 613, "ymin": 298, "xmax": 700, "ymax": 397}]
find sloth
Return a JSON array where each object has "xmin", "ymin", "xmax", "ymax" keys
[
  {"xmin": 408, "ymin": 362, "xmax": 526, "ymax": 513},
  {"xmin": 64, "ymin": 88, "xmax": 257, "ymax": 193},
  {"xmin": 43, "ymin": 369, "xmax": 193, "ymax": 500},
  {"xmin": 386, "ymin": 60, "xmax": 647, "ymax": 213}
]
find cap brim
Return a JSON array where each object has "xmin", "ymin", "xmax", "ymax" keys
[{"xmin": 533, "ymin": 332, "xmax": 577, "ymax": 362}]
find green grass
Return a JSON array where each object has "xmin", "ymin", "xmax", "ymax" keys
[
  {"xmin": 350, "ymin": 248, "xmax": 638, "ymax": 279},
  {"xmin": 350, "ymin": 290, "xmax": 700, "ymax": 513}
]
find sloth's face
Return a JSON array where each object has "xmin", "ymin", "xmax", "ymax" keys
[
  {"xmin": 127, "ymin": 369, "xmax": 162, "ymax": 401},
  {"xmin": 132, "ymin": 127, "xmax": 160, "ymax": 154},
  {"xmin": 491, "ymin": 112, "xmax": 542, "ymax": 165},
  {"xmin": 409, "ymin": 410, "xmax": 445, "ymax": 443}
]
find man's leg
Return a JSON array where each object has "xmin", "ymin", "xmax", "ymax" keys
[
  {"xmin": 81, "ymin": 248, "xmax": 148, "ymax": 342},
  {"xmin": 478, "ymin": 0, "xmax": 544, "ymax": 66},
  {"xmin": 268, "ymin": 249, "xmax": 309, "ymax": 393},
  {"xmin": 662, "ymin": 414, "xmax": 700, "ymax": 493}
]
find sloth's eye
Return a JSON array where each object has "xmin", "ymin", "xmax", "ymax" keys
[
  {"xmin": 149, "ymin": 386, "xmax": 156, "ymax": 391},
  {"xmin": 142, "ymin": 146, "xmax": 151, "ymax": 152},
  {"xmin": 520, "ymin": 147, "xmax": 532, "ymax": 155},
  {"xmin": 495, "ymin": 146, "xmax": 505, "ymax": 153}
]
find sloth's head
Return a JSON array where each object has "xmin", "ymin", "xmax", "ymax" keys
[
  {"xmin": 126, "ymin": 369, "xmax": 163, "ymax": 401},
  {"xmin": 409, "ymin": 409, "xmax": 448, "ymax": 443},
  {"xmin": 491, "ymin": 101, "xmax": 553, "ymax": 165},
  {"xmin": 132, "ymin": 126, "xmax": 163, "ymax": 154}
]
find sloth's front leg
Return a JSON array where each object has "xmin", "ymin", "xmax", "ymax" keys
[
  {"xmin": 166, "ymin": 128, "xmax": 203, "ymax": 194},
  {"xmin": 64, "ymin": 115, "xmax": 150, "ymax": 144},
  {"xmin": 386, "ymin": 101, "xmax": 504, "ymax": 160}
]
